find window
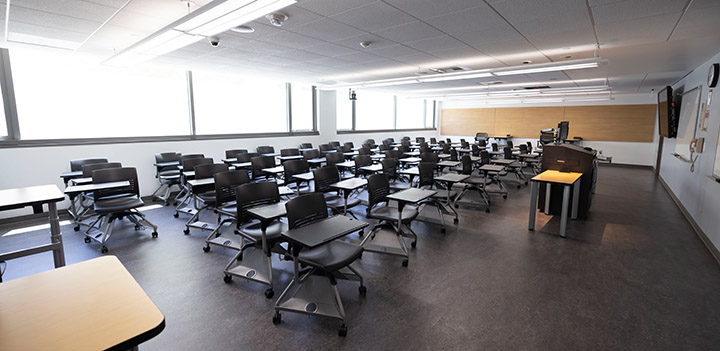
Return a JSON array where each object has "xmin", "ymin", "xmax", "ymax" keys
[
  {"xmin": 193, "ymin": 72, "xmax": 287, "ymax": 135},
  {"xmin": 336, "ymin": 89, "xmax": 352, "ymax": 130},
  {"xmin": 291, "ymin": 83, "xmax": 314, "ymax": 131},
  {"xmin": 396, "ymin": 98, "xmax": 425, "ymax": 129},
  {"xmin": 355, "ymin": 90, "xmax": 394, "ymax": 130},
  {"xmin": 425, "ymin": 100, "xmax": 436, "ymax": 128},
  {"xmin": 10, "ymin": 49, "xmax": 190, "ymax": 139}
]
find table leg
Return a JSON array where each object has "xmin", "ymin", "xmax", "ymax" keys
[
  {"xmin": 343, "ymin": 189, "xmax": 349, "ymax": 215},
  {"xmin": 560, "ymin": 184, "xmax": 570, "ymax": 237},
  {"xmin": 528, "ymin": 181, "xmax": 538, "ymax": 231},
  {"xmin": 48, "ymin": 202, "xmax": 66, "ymax": 268},
  {"xmin": 571, "ymin": 179, "xmax": 581, "ymax": 220},
  {"xmin": 544, "ymin": 183, "xmax": 551, "ymax": 215}
]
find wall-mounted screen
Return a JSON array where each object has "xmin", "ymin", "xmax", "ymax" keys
[{"xmin": 674, "ymin": 86, "xmax": 702, "ymax": 161}]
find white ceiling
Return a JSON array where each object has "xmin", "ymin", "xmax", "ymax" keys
[{"xmin": 2, "ymin": 0, "xmax": 720, "ymax": 97}]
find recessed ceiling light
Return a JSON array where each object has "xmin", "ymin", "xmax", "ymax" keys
[
  {"xmin": 231, "ymin": 25, "xmax": 255, "ymax": 33},
  {"xmin": 522, "ymin": 60, "xmax": 532, "ymax": 64},
  {"xmin": 360, "ymin": 41, "xmax": 372, "ymax": 48},
  {"xmin": 564, "ymin": 55, "xmax": 573, "ymax": 59}
]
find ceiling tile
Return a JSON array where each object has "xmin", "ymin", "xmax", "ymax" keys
[
  {"xmin": 640, "ymin": 71, "xmax": 687, "ymax": 90},
  {"xmin": 592, "ymin": 0, "xmax": 686, "ymax": 24},
  {"xmin": 9, "ymin": 6, "xmax": 101, "ymax": 34},
  {"xmin": 330, "ymin": 1, "xmax": 416, "ymax": 32},
  {"xmin": 670, "ymin": 5, "xmax": 720, "ymax": 40},
  {"xmin": 366, "ymin": 44, "xmax": 424, "ymax": 58},
  {"xmin": 308, "ymin": 56, "xmax": 354, "ymax": 67},
  {"xmin": 295, "ymin": 0, "xmax": 377, "ymax": 17},
  {"xmin": 335, "ymin": 51, "xmax": 387, "ymax": 63},
  {"xmin": 12, "ymin": 0, "xmax": 119, "ymax": 22},
  {"xmin": 274, "ymin": 49, "xmax": 328, "ymax": 61},
  {"xmin": 453, "ymin": 26, "xmax": 526, "ymax": 47},
  {"xmin": 406, "ymin": 35, "xmax": 470, "ymax": 53},
  {"xmin": 303, "ymin": 42, "xmax": 358, "ymax": 57},
  {"xmin": 426, "ymin": 45, "xmax": 484, "ymax": 59},
  {"xmin": 273, "ymin": 5, "xmax": 324, "ymax": 29},
  {"xmin": 373, "ymin": 21, "xmax": 446, "ymax": 43},
  {"xmin": 597, "ymin": 13, "xmax": 679, "ymax": 45},
  {"xmin": 333, "ymin": 33, "xmax": 399, "ymax": 50},
  {"xmin": 383, "ymin": 0, "xmax": 486, "ymax": 20},
  {"xmin": 290, "ymin": 18, "xmax": 365, "ymax": 41},
  {"xmin": 260, "ymin": 31, "xmax": 326, "ymax": 50},
  {"xmin": 394, "ymin": 53, "xmax": 441, "ymax": 65},
  {"xmin": 425, "ymin": 5, "xmax": 511, "ymax": 35}
]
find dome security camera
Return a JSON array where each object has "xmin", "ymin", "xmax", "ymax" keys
[{"xmin": 208, "ymin": 36, "xmax": 220, "ymax": 47}]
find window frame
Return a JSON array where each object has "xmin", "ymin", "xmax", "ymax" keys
[
  {"xmin": 0, "ymin": 48, "xmax": 318, "ymax": 148},
  {"xmin": 337, "ymin": 89, "xmax": 437, "ymax": 134}
]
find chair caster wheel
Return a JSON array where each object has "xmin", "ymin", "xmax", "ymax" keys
[
  {"xmin": 183, "ymin": 229, "xmax": 190, "ymax": 235},
  {"xmin": 265, "ymin": 289, "xmax": 274, "ymax": 299},
  {"xmin": 454, "ymin": 204, "xmax": 459, "ymax": 208},
  {"xmin": 453, "ymin": 218, "xmax": 459, "ymax": 224},
  {"xmin": 84, "ymin": 237, "xmax": 91, "ymax": 243},
  {"xmin": 441, "ymin": 228, "xmax": 446, "ymax": 233},
  {"xmin": 223, "ymin": 275, "xmax": 232, "ymax": 283},
  {"xmin": 74, "ymin": 226, "xmax": 80, "ymax": 232},
  {"xmin": 272, "ymin": 313, "xmax": 281, "ymax": 325},
  {"xmin": 517, "ymin": 185, "xmax": 521, "ymax": 189},
  {"xmin": 173, "ymin": 202, "xmax": 178, "ymax": 206},
  {"xmin": 152, "ymin": 231, "xmax": 158, "ymax": 238},
  {"xmin": 411, "ymin": 241, "xmax": 416, "ymax": 248},
  {"xmin": 173, "ymin": 213, "xmax": 179, "ymax": 218},
  {"xmin": 402, "ymin": 259, "xmax": 409, "ymax": 267},
  {"xmin": 135, "ymin": 225, "xmax": 140, "ymax": 231},
  {"xmin": 358, "ymin": 230, "xmax": 364, "ymax": 237},
  {"xmin": 525, "ymin": 181, "xmax": 528, "ymax": 185},
  {"xmin": 203, "ymin": 246, "xmax": 210, "ymax": 252},
  {"xmin": 359, "ymin": 286, "xmax": 367, "ymax": 296},
  {"xmin": 338, "ymin": 324, "xmax": 347, "ymax": 337},
  {"xmin": 486, "ymin": 208, "xmax": 491, "ymax": 213},
  {"xmin": 101, "ymin": 246, "xmax": 108, "ymax": 254}
]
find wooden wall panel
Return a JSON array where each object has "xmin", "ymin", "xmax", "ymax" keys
[
  {"xmin": 563, "ymin": 105, "xmax": 656, "ymax": 142},
  {"xmin": 494, "ymin": 107, "xmax": 565, "ymax": 138},
  {"xmin": 440, "ymin": 104, "xmax": 656, "ymax": 142},
  {"xmin": 441, "ymin": 108, "xmax": 495, "ymax": 136}
]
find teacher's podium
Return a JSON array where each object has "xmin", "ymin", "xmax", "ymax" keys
[{"xmin": 538, "ymin": 144, "xmax": 596, "ymax": 219}]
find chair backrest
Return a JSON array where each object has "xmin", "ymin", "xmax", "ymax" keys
[
  {"xmin": 328, "ymin": 141, "xmax": 341, "ymax": 148},
  {"xmin": 337, "ymin": 145, "xmax": 351, "ymax": 153},
  {"xmin": 401, "ymin": 140, "xmax": 411, "ymax": 147},
  {"xmin": 280, "ymin": 148, "xmax": 300, "ymax": 157},
  {"xmin": 507, "ymin": 140, "xmax": 514, "ymax": 149},
  {"xmin": 358, "ymin": 147, "xmax": 371, "ymax": 155},
  {"xmin": 319, "ymin": 144, "xmax": 333, "ymax": 152},
  {"xmin": 236, "ymin": 152, "xmax": 260, "ymax": 163},
  {"xmin": 354, "ymin": 155, "xmax": 372, "ymax": 176},
  {"xmin": 480, "ymin": 150, "xmax": 491, "ymax": 165},
  {"xmin": 449, "ymin": 149, "xmax": 459, "ymax": 161},
  {"xmin": 251, "ymin": 156, "xmax": 276, "ymax": 180},
  {"xmin": 236, "ymin": 182, "xmax": 280, "ymax": 223},
  {"xmin": 491, "ymin": 143, "xmax": 498, "ymax": 151},
  {"xmin": 430, "ymin": 137, "xmax": 437, "ymax": 144},
  {"xmin": 503, "ymin": 146, "xmax": 513, "ymax": 159},
  {"xmin": 365, "ymin": 139, "xmax": 376, "ymax": 146},
  {"xmin": 155, "ymin": 152, "xmax": 181, "ymax": 175},
  {"xmin": 478, "ymin": 139, "xmax": 487, "ymax": 147},
  {"xmin": 460, "ymin": 138, "xmax": 466, "ymax": 143},
  {"xmin": 416, "ymin": 137, "xmax": 425, "ymax": 143},
  {"xmin": 256, "ymin": 146, "xmax": 275, "ymax": 154},
  {"xmin": 302, "ymin": 149, "xmax": 321, "ymax": 160},
  {"xmin": 378, "ymin": 144, "xmax": 389, "ymax": 152},
  {"xmin": 214, "ymin": 170, "xmax": 250, "ymax": 205},
  {"xmin": 419, "ymin": 144, "xmax": 431, "ymax": 154},
  {"xmin": 225, "ymin": 149, "xmax": 247, "ymax": 159},
  {"xmin": 300, "ymin": 143, "xmax": 313, "ymax": 149},
  {"xmin": 381, "ymin": 158, "xmax": 397, "ymax": 179},
  {"xmin": 385, "ymin": 149, "xmax": 403, "ymax": 160},
  {"xmin": 344, "ymin": 141, "xmax": 354, "ymax": 149},
  {"xmin": 446, "ymin": 138, "xmax": 452, "ymax": 144},
  {"xmin": 461, "ymin": 140, "xmax": 470, "ymax": 148},
  {"xmin": 420, "ymin": 152, "xmax": 438, "ymax": 164},
  {"xmin": 82, "ymin": 162, "xmax": 122, "ymax": 177},
  {"xmin": 195, "ymin": 163, "xmax": 229, "ymax": 180},
  {"xmin": 418, "ymin": 162, "xmax": 435, "ymax": 188},
  {"xmin": 325, "ymin": 152, "xmax": 345, "ymax": 166},
  {"xmin": 382, "ymin": 139, "xmax": 392, "ymax": 147},
  {"xmin": 362, "ymin": 142, "xmax": 373, "ymax": 150},
  {"xmin": 367, "ymin": 173, "xmax": 390, "ymax": 209},
  {"xmin": 441, "ymin": 143, "xmax": 451, "ymax": 154},
  {"xmin": 313, "ymin": 166, "xmax": 340, "ymax": 193},
  {"xmin": 519, "ymin": 144, "xmax": 528, "ymax": 153},
  {"xmin": 283, "ymin": 159, "xmax": 310, "ymax": 179},
  {"xmin": 388, "ymin": 137, "xmax": 395, "ymax": 142},
  {"xmin": 398, "ymin": 145, "xmax": 410, "ymax": 153},
  {"xmin": 460, "ymin": 155, "xmax": 473, "ymax": 175},
  {"xmin": 183, "ymin": 157, "xmax": 213, "ymax": 172},
  {"xmin": 438, "ymin": 140, "xmax": 446, "ymax": 146},
  {"xmin": 285, "ymin": 193, "xmax": 328, "ymax": 230},
  {"xmin": 70, "ymin": 158, "xmax": 108, "ymax": 172},
  {"xmin": 471, "ymin": 144, "xmax": 480, "ymax": 156},
  {"xmin": 92, "ymin": 167, "xmax": 139, "ymax": 200},
  {"xmin": 401, "ymin": 136, "xmax": 410, "ymax": 141},
  {"xmin": 526, "ymin": 141, "xmax": 533, "ymax": 151},
  {"xmin": 180, "ymin": 154, "xmax": 204, "ymax": 164}
]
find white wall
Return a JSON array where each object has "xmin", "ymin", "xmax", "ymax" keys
[
  {"xmin": 658, "ymin": 49, "xmax": 720, "ymax": 254},
  {"xmin": 0, "ymin": 89, "xmax": 438, "ymax": 219},
  {"xmin": 439, "ymin": 93, "xmax": 659, "ymax": 165}
]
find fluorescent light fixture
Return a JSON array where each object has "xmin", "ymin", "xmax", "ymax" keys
[
  {"xmin": 417, "ymin": 71, "xmax": 493, "ymax": 83},
  {"xmin": 523, "ymin": 98, "xmax": 563, "ymax": 103},
  {"xmin": 104, "ymin": 0, "xmax": 296, "ymax": 66},
  {"xmin": 564, "ymin": 97, "xmax": 613, "ymax": 102},
  {"xmin": 321, "ymin": 58, "xmax": 606, "ymax": 90}
]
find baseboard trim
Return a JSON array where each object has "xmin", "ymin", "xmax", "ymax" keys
[{"xmin": 658, "ymin": 175, "xmax": 720, "ymax": 266}]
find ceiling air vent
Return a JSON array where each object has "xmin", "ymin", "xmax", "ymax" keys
[{"xmin": 523, "ymin": 85, "xmax": 551, "ymax": 90}]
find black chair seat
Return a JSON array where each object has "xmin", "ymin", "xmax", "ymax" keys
[
  {"xmin": 298, "ymin": 241, "xmax": 363, "ymax": 272},
  {"xmin": 159, "ymin": 170, "xmax": 180, "ymax": 177},
  {"xmin": 238, "ymin": 220, "xmax": 287, "ymax": 242},
  {"xmin": 464, "ymin": 176, "xmax": 491, "ymax": 186},
  {"xmin": 431, "ymin": 189, "xmax": 457, "ymax": 199},
  {"xmin": 389, "ymin": 181, "xmax": 412, "ymax": 191},
  {"xmin": 325, "ymin": 196, "xmax": 361, "ymax": 210},
  {"xmin": 197, "ymin": 191, "xmax": 217, "ymax": 204},
  {"xmin": 94, "ymin": 196, "xmax": 144, "ymax": 213},
  {"xmin": 369, "ymin": 206, "xmax": 418, "ymax": 223}
]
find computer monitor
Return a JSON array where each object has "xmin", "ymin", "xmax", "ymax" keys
[{"xmin": 557, "ymin": 121, "xmax": 569, "ymax": 142}]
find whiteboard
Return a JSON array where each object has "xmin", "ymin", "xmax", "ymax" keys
[{"xmin": 674, "ymin": 87, "xmax": 702, "ymax": 161}]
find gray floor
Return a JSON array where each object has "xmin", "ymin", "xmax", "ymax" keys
[{"xmin": 2, "ymin": 165, "xmax": 720, "ymax": 350}]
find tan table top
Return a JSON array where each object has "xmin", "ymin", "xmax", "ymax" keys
[
  {"xmin": 0, "ymin": 256, "xmax": 165, "ymax": 351},
  {"xmin": 531, "ymin": 170, "xmax": 583, "ymax": 185}
]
